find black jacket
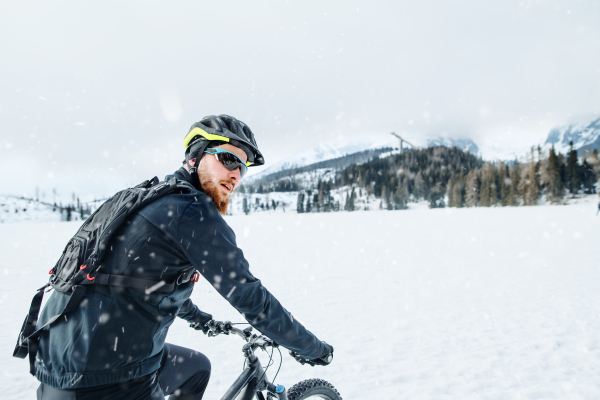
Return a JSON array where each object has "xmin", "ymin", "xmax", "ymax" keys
[{"xmin": 35, "ymin": 168, "xmax": 324, "ymax": 389}]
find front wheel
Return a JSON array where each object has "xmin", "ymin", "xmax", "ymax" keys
[{"xmin": 286, "ymin": 378, "xmax": 342, "ymax": 400}]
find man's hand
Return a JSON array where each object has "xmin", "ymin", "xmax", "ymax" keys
[
  {"xmin": 205, "ymin": 320, "xmax": 233, "ymax": 337},
  {"xmin": 290, "ymin": 342, "xmax": 334, "ymax": 367},
  {"xmin": 189, "ymin": 310, "xmax": 213, "ymax": 334}
]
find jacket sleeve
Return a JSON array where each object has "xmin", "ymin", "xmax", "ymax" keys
[
  {"xmin": 177, "ymin": 198, "xmax": 324, "ymax": 359},
  {"xmin": 176, "ymin": 298, "xmax": 212, "ymax": 325}
]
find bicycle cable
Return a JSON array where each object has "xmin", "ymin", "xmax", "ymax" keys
[
  {"xmin": 257, "ymin": 346, "xmax": 274, "ymax": 385},
  {"xmin": 224, "ymin": 322, "xmax": 283, "ymax": 388},
  {"xmin": 271, "ymin": 346, "xmax": 283, "ymax": 383}
]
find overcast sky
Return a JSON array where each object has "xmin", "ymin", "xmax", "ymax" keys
[{"xmin": 1, "ymin": 0, "xmax": 599, "ymax": 200}]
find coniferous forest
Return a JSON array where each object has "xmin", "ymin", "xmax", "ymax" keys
[{"xmin": 242, "ymin": 142, "xmax": 599, "ymax": 213}]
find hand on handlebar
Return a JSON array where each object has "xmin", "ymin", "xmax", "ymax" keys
[
  {"xmin": 290, "ymin": 342, "xmax": 334, "ymax": 367},
  {"xmin": 205, "ymin": 320, "xmax": 233, "ymax": 337},
  {"xmin": 189, "ymin": 310, "xmax": 214, "ymax": 335}
]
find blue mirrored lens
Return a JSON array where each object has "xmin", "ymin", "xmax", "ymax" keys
[{"xmin": 204, "ymin": 149, "xmax": 247, "ymax": 178}]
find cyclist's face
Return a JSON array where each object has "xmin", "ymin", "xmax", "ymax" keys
[{"xmin": 195, "ymin": 144, "xmax": 247, "ymax": 214}]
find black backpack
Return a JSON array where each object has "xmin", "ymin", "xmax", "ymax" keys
[{"xmin": 14, "ymin": 177, "xmax": 198, "ymax": 375}]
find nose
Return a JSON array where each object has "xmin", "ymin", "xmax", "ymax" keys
[{"xmin": 228, "ymin": 167, "xmax": 241, "ymax": 185}]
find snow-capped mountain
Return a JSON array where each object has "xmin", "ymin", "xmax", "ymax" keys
[
  {"xmin": 247, "ymin": 137, "xmax": 397, "ymax": 180},
  {"xmin": 248, "ymin": 134, "xmax": 483, "ymax": 181},
  {"xmin": 544, "ymin": 116, "xmax": 600, "ymax": 155}
]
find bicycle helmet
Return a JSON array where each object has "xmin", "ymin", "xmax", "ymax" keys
[{"xmin": 183, "ymin": 114, "xmax": 265, "ymax": 190}]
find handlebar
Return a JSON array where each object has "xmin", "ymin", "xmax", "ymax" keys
[
  {"xmin": 206, "ymin": 320, "xmax": 278, "ymax": 352},
  {"xmin": 206, "ymin": 320, "xmax": 320, "ymax": 367}
]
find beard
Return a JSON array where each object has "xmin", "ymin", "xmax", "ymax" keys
[
  {"xmin": 197, "ymin": 165, "xmax": 231, "ymax": 215},
  {"xmin": 201, "ymin": 182, "xmax": 230, "ymax": 215}
]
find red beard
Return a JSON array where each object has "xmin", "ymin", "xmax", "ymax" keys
[{"xmin": 201, "ymin": 182, "xmax": 230, "ymax": 215}]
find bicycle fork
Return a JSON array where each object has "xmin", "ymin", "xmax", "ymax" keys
[
  {"xmin": 261, "ymin": 381, "xmax": 287, "ymax": 400},
  {"xmin": 220, "ymin": 352, "xmax": 288, "ymax": 400}
]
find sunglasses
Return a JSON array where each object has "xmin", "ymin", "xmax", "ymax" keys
[{"xmin": 204, "ymin": 148, "xmax": 249, "ymax": 178}]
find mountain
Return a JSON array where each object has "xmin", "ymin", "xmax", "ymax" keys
[
  {"xmin": 248, "ymin": 134, "xmax": 483, "ymax": 182},
  {"xmin": 426, "ymin": 137, "xmax": 480, "ymax": 154},
  {"xmin": 544, "ymin": 116, "xmax": 600, "ymax": 155},
  {"xmin": 246, "ymin": 138, "xmax": 397, "ymax": 181}
]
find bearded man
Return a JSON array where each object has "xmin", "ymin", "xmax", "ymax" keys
[{"xmin": 34, "ymin": 115, "xmax": 333, "ymax": 400}]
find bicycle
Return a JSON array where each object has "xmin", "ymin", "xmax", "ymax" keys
[{"xmin": 205, "ymin": 320, "xmax": 342, "ymax": 400}]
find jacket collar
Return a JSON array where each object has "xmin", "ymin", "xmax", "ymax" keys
[{"xmin": 166, "ymin": 167, "xmax": 198, "ymax": 190}]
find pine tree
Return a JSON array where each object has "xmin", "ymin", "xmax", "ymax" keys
[
  {"xmin": 413, "ymin": 172, "xmax": 425, "ymax": 201},
  {"xmin": 243, "ymin": 197, "xmax": 250, "ymax": 215},
  {"xmin": 453, "ymin": 177, "xmax": 465, "ymax": 208},
  {"xmin": 344, "ymin": 189, "xmax": 356, "ymax": 212},
  {"xmin": 580, "ymin": 159, "xmax": 597, "ymax": 194},
  {"xmin": 465, "ymin": 170, "xmax": 480, "ymax": 207},
  {"xmin": 447, "ymin": 178, "xmax": 455, "ymax": 207},
  {"xmin": 479, "ymin": 176, "xmax": 490, "ymax": 206},
  {"xmin": 545, "ymin": 146, "xmax": 563, "ymax": 203},
  {"xmin": 507, "ymin": 164, "xmax": 517, "ymax": 206},
  {"xmin": 428, "ymin": 182, "xmax": 445, "ymax": 208},
  {"xmin": 525, "ymin": 151, "xmax": 540, "ymax": 205},
  {"xmin": 591, "ymin": 149, "xmax": 600, "ymax": 175},
  {"xmin": 380, "ymin": 185, "xmax": 387, "ymax": 209},
  {"xmin": 318, "ymin": 181, "xmax": 324, "ymax": 209},
  {"xmin": 324, "ymin": 182, "xmax": 332, "ymax": 212},
  {"xmin": 566, "ymin": 141, "xmax": 581, "ymax": 195},
  {"xmin": 296, "ymin": 192, "xmax": 304, "ymax": 213},
  {"xmin": 396, "ymin": 177, "xmax": 409, "ymax": 209},
  {"xmin": 479, "ymin": 164, "xmax": 493, "ymax": 207},
  {"xmin": 499, "ymin": 163, "xmax": 510, "ymax": 206},
  {"xmin": 490, "ymin": 163, "xmax": 499, "ymax": 205}
]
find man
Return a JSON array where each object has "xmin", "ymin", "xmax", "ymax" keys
[{"xmin": 34, "ymin": 115, "xmax": 333, "ymax": 399}]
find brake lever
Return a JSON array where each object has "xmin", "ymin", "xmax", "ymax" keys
[{"xmin": 289, "ymin": 350, "xmax": 315, "ymax": 367}]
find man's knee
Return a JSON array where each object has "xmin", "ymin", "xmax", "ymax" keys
[{"xmin": 159, "ymin": 345, "xmax": 211, "ymax": 398}]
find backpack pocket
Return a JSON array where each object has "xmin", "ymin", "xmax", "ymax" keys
[{"xmin": 50, "ymin": 237, "xmax": 88, "ymax": 292}]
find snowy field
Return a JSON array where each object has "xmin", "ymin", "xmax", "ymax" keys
[{"xmin": 1, "ymin": 198, "xmax": 599, "ymax": 399}]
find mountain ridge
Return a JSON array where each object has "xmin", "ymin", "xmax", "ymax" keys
[{"xmin": 543, "ymin": 116, "xmax": 600, "ymax": 155}]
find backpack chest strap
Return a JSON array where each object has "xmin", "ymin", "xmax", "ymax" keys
[{"xmin": 82, "ymin": 268, "xmax": 198, "ymax": 293}]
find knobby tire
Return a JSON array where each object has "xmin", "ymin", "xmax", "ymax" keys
[{"xmin": 286, "ymin": 378, "xmax": 342, "ymax": 400}]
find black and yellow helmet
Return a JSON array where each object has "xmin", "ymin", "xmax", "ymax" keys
[
  {"xmin": 184, "ymin": 114, "xmax": 264, "ymax": 167},
  {"xmin": 183, "ymin": 115, "xmax": 264, "ymax": 190}
]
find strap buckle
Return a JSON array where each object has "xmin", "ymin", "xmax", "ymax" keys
[{"xmin": 176, "ymin": 269, "xmax": 199, "ymax": 285}]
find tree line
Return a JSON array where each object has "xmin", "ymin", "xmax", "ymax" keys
[
  {"xmin": 296, "ymin": 146, "xmax": 485, "ymax": 211},
  {"xmin": 447, "ymin": 143, "xmax": 598, "ymax": 208},
  {"xmin": 249, "ymin": 143, "xmax": 599, "ymax": 213}
]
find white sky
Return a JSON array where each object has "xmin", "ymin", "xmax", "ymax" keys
[{"xmin": 1, "ymin": 0, "xmax": 600, "ymax": 200}]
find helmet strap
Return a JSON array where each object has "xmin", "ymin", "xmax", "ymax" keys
[{"xmin": 185, "ymin": 140, "xmax": 211, "ymax": 191}]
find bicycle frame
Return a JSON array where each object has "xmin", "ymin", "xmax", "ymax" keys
[{"xmin": 216, "ymin": 325, "xmax": 288, "ymax": 400}]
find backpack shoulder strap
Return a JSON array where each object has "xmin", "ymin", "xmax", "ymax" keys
[{"xmin": 14, "ymin": 285, "xmax": 87, "ymax": 375}]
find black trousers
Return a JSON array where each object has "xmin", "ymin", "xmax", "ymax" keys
[{"xmin": 37, "ymin": 343, "xmax": 211, "ymax": 400}]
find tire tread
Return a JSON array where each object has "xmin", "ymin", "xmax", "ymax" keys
[{"xmin": 287, "ymin": 378, "xmax": 342, "ymax": 400}]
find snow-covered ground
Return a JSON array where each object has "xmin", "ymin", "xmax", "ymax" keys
[
  {"xmin": 1, "ymin": 197, "xmax": 599, "ymax": 399},
  {"xmin": 0, "ymin": 196, "xmax": 62, "ymax": 224},
  {"xmin": 0, "ymin": 196, "xmax": 91, "ymax": 224}
]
